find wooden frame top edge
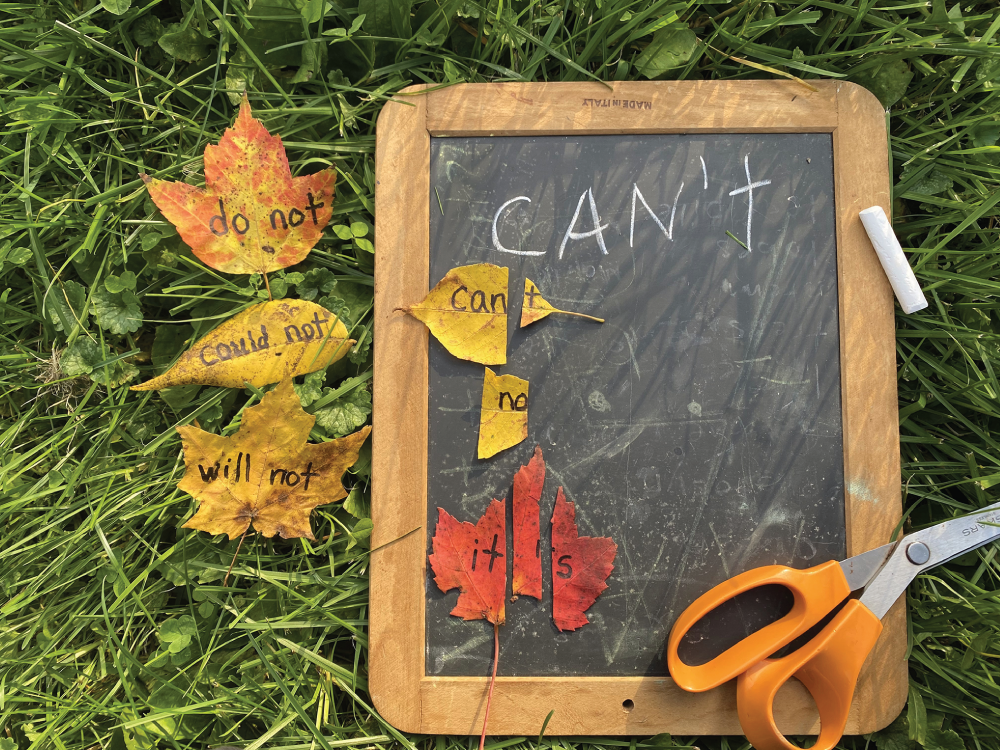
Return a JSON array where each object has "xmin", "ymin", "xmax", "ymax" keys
[{"xmin": 414, "ymin": 79, "xmax": 873, "ymax": 135}]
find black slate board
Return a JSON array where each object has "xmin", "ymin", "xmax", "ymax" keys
[{"xmin": 424, "ymin": 134, "xmax": 844, "ymax": 677}]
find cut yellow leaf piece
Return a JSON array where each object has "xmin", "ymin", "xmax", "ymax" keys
[
  {"xmin": 478, "ymin": 368, "xmax": 528, "ymax": 460},
  {"xmin": 519, "ymin": 278, "xmax": 604, "ymax": 328},
  {"xmin": 404, "ymin": 263, "xmax": 508, "ymax": 365},
  {"xmin": 177, "ymin": 379, "xmax": 371, "ymax": 540},
  {"xmin": 132, "ymin": 300, "xmax": 354, "ymax": 391}
]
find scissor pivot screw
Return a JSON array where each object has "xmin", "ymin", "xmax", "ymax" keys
[{"xmin": 906, "ymin": 542, "xmax": 931, "ymax": 565}]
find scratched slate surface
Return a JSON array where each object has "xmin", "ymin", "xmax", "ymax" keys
[{"xmin": 425, "ymin": 134, "xmax": 844, "ymax": 677}]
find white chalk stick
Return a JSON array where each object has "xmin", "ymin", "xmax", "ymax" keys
[{"xmin": 859, "ymin": 206, "xmax": 928, "ymax": 314}]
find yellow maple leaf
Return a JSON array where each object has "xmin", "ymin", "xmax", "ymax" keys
[
  {"xmin": 132, "ymin": 300, "xmax": 354, "ymax": 391},
  {"xmin": 520, "ymin": 278, "xmax": 604, "ymax": 328},
  {"xmin": 478, "ymin": 368, "xmax": 528, "ymax": 459},
  {"xmin": 403, "ymin": 263, "xmax": 508, "ymax": 365},
  {"xmin": 176, "ymin": 379, "xmax": 371, "ymax": 540}
]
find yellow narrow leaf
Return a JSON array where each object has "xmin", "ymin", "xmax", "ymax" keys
[
  {"xmin": 478, "ymin": 368, "xmax": 528, "ymax": 460},
  {"xmin": 177, "ymin": 379, "xmax": 371, "ymax": 540},
  {"xmin": 132, "ymin": 300, "xmax": 354, "ymax": 391},
  {"xmin": 519, "ymin": 278, "xmax": 604, "ymax": 328},
  {"xmin": 404, "ymin": 263, "xmax": 508, "ymax": 365}
]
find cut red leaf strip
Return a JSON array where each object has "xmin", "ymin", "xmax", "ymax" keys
[
  {"xmin": 550, "ymin": 487, "xmax": 617, "ymax": 632},
  {"xmin": 429, "ymin": 499, "xmax": 507, "ymax": 625},
  {"xmin": 512, "ymin": 445, "xmax": 544, "ymax": 599}
]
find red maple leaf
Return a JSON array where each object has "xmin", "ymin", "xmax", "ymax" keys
[
  {"xmin": 551, "ymin": 487, "xmax": 617, "ymax": 632},
  {"xmin": 142, "ymin": 96, "xmax": 336, "ymax": 275},
  {"xmin": 429, "ymin": 499, "xmax": 506, "ymax": 625},
  {"xmin": 512, "ymin": 445, "xmax": 544, "ymax": 599},
  {"xmin": 429, "ymin": 499, "xmax": 507, "ymax": 750}
]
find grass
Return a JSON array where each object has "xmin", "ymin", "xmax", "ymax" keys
[{"xmin": 2, "ymin": 0, "xmax": 1000, "ymax": 748}]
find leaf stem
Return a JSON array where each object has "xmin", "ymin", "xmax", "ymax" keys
[
  {"xmin": 263, "ymin": 272, "xmax": 273, "ymax": 301},
  {"xmin": 554, "ymin": 309, "xmax": 604, "ymax": 323},
  {"xmin": 224, "ymin": 527, "xmax": 250, "ymax": 587},
  {"xmin": 480, "ymin": 621, "xmax": 499, "ymax": 750}
]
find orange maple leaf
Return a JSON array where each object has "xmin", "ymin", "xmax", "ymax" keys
[
  {"xmin": 142, "ymin": 96, "xmax": 336, "ymax": 274},
  {"xmin": 176, "ymin": 379, "xmax": 370, "ymax": 540}
]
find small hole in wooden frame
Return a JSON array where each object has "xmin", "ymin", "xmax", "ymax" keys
[{"xmin": 622, "ymin": 699, "xmax": 635, "ymax": 712}]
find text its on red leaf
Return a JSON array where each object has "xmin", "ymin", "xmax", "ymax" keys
[{"xmin": 551, "ymin": 488, "xmax": 617, "ymax": 632}]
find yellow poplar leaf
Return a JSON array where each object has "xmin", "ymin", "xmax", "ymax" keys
[
  {"xmin": 478, "ymin": 368, "xmax": 528, "ymax": 460},
  {"xmin": 142, "ymin": 96, "xmax": 336, "ymax": 275},
  {"xmin": 132, "ymin": 300, "xmax": 354, "ymax": 391},
  {"xmin": 404, "ymin": 263, "xmax": 508, "ymax": 365},
  {"xmin": 519, "ymin": 278, "xmax": 604, "ymax": 328},
  {"xmin": 177, "ymin": 379, "xmax": 371, "ymax": 540}
]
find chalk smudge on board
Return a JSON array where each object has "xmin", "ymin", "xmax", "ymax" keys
[{"xmin": 848, "ymin": 481, "xmax": 879, "ymax": 504}]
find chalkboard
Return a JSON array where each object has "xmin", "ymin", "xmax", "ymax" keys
[
  {"xmin": 371, "ymin": 81, "xmax": 905, "ymax": 736},
  {"xmin": 425, "ymin": 133, "xmax": 844, "ymax": 677}
]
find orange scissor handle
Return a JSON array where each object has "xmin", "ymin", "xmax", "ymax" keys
[
  {"xmin": 667, "ymin": 561, "xmax": 851, "ymax": 692},
  {"xmin": 736, "ymin": 599, "xmax": 883, "ymax": 750}
]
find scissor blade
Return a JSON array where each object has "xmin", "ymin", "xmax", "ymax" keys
[
  {"xmin": 860, "ymin": 501, "xmax": 1000, "ymax": 619},
  {"xmin": 839, "ymin": 543, "xmax": 896, "ymax": 590}
]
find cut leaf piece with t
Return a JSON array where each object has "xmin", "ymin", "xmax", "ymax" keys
[
  {"xmin": 404, "ymin": 263, "xmax": 508, "ymax": 365},
  {"xmin": 429, "ymin": 499, "xmax": 507, "ymax": 625},
  {"xmin": 512, "ymin": 445, "xmax": 544, "ymax": 599},
  {"xmin": 551, "ymin": 487, "xmax": 617, "ymax": 632},
  {"xmin": 478, "ymin": 368, "xmax": 528, "ymax": 460},
  {"xmin": 520, "ymin": 278, "xmax": 604, "ymax": 328},
  {"xmin": 177, "ymin": 379, "xmax": 371, "ymax": 540},
  {"xmin": 131, "ymin": 300, "xmax": 353, "ymax": 391},
  {"xmin": 142, "ymin": 96, "xmax": 336, "ymax": 274}
]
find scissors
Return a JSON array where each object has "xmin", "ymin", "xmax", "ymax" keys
[{"xmin": 666, "ymin": 501, "xmax": 1000, "ymax": 750}]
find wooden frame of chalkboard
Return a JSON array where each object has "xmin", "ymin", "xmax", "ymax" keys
[{"xmin": 371, "ymin": 81, "xmax": 905, "ymax": 736}]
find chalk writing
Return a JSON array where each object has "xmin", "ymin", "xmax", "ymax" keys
[
  {"xmin": 492, "ymin": 196, "xmax": 544, "ymax": 256},
  {"xmin": 629, "ymin": 182, "xmax": 684, "ymax": 247},
  {"xmin": 728, "ymin": 154, "xmax": 772, "ymax": 252},
  {"xmin": 559, "ymin": 187, "xmax": 608, "ymax": 259},
  {"xmin": 490, "ymin": 153, "xmax": 773, "ymax": 260}
]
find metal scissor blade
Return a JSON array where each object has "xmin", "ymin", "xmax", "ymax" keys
[
  {"xmin": 839, "ymin": 543, "xmax": 897, "ymax": 590},
  {"xmin": 860, "ymin": 500, "xmax": 1000, "ymax": 619}
]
